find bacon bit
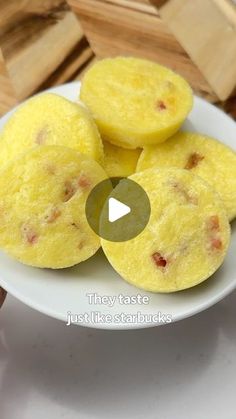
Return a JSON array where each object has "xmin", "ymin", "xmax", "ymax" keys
[
  {"xmin": 71, "ymin": 222, "xmax": 79, "ymax": 229},
  {"xmin": 152, "ymin": 252, "xmax": 167, "ymax": 268},
  {"xmin": 64, "ymin": 175, "xmax": 90, "ymax": 202},
  {"xmin": 45, "ymin": 207, "xmax": 61, "ymax": 223},
  {"xmin": 185, "ymin": 153, "xmax": 204, "ymax": 170},
  {"xmin": 21, "ymin": 224, "xmax": 38, "ymax": 245},
  {"xmin": 165, "ymin": 81, "xmax": 175, "ymax": 90},
  {"xmin": 190, "ymin": 196, "xmax": 198, "ymax": 205},
  {"xmin": 172, "ymin": 182, "xmax": 198, "ymax": 205},
  {"xmin": 78, "ymin": 241, "xmax": 84, "ymax": 250},
  {"xmin": 156, "ymin": 100, "xmax": 167, "ymax": 111},
  {"xmin": 207, "ymin": 215, "xmax": 220, "ymax": 232},
  {"xmin": 78, "ymin": 174, "xmax": 91, "ymax": 189},
  {"xmin": 211, "ymin": 238, "xmax": 222, "ymax": 250},
  {"xmin": 64, "ymin": 181, "xmax": 76, "ymax": 202},
  {"xmin": 44, "ymin": 163, "xmax": 56, "ymax": 175},
  {"xmin": 36, "ymin": 126, "xmax": 48, "ymax": 145},
  {"xmin": 205, "ymin": 215, "xmax": 222, "ymax": 252}
]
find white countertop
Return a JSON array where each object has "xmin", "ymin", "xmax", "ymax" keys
[{"xmin": 1, "ymin": 293, "xmax": 236, "ymax": 419}]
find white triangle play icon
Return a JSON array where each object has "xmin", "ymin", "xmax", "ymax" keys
[{"xmin": 108, "ymin": 197, "xmax": 131, "ymax": 223}]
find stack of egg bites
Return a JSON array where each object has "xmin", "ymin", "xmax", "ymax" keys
[{"xmin": 0, "ymin": 57, "xmax": 235, "ymax": 293}]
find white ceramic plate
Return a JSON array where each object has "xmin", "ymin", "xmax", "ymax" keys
[{"xmin": 0, "ymin": 82, "xmax": 235, "ymax": 330}]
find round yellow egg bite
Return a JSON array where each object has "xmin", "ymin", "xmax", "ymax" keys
[
  {"xmin": 101, "ymin": 168, "xmax": 230, "ymax": 293},
  {"xmin": 0, "ymin": 145, "xmax": 107, "ymax": 268},
  {"xmin": 0, "ymin": 93, "xmax": 104, "ymax": 166},
  {"xmin": 80, "ymin": 57, "xmax": 193, "ymax": 149},
  {"xmin": 137, "ymin": 131, "xmax": 236, "ymax": 221},
  {"xmin": 103, "ymin": 141, "xmax": 141, "ymax": 177}
]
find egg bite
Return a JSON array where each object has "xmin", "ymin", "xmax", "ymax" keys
[
  {"xmin": 103, "ymin": 141, "xmax": 141, "ymax": 177},
  {"xmin": 0, "ymin": 145, "xmax": 107, "ymax": 268},
  {"xmin": 80, "ymin": 57, "xmax": 193, "ymax": 149},
  {"xmin": 101, "ymin": 168, "xmax": 230, "ymax": 293},
  {"xmin": 0, "ymin": 93, "xmax": 104, "ymax": 166},
  {"xmin": 137, "ymin": 131, "xmax": 236, "ymax": 220}
]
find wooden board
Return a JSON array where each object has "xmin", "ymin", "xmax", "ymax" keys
[
  {"xmin": 0, "ymin": 0, "xmax": 235, "ymax": 119},
  {"xmin": 0, "ymin": 0, "xmax": 92, "ymax": 114},
  {"xmin": 0, "ymin": 48, "xmax": 17, "ymax": 115},
  {"xmin": 156, "ymin": 0, "xmax": 236, "ymax": 100},
  {"xmin": 68, "ymin": 0, "xmax": 218, "ymax": 101}
]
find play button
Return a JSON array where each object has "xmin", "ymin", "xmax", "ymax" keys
[
  {"xmin": 108, "ymin": 198, "xmax": 131, "ymax": 222},
  {"xmin": 85, "ymin": 177, "xmax": 150, "ymax": 242}
]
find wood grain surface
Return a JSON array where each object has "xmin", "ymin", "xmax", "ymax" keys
[
  {"xmin": 0, "ymin": 0, "xmax": 92, "ymax": 115},
  {"xmin": 0, "ymin": 0, "xmax": 235, "ymax": 119},
  {"xmin": 157, "ymin": 0, "xmax": 236, "ymax": 100}
]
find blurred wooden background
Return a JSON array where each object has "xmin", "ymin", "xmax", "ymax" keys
[
  {"xmin": 0, "ymin": 0, "xmax": 235, "ymax": 119},
  {"xmin": 0, "ymin": 0, "xmax": 95, "ymax": 116}
]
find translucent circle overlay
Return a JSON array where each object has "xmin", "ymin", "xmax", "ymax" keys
[{"xmin": 85, "ymin": 177, "xmax": 151, "ymax": 242}]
